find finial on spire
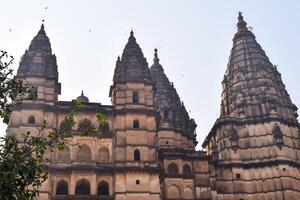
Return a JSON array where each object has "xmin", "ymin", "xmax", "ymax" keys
[
  {"xmin": 238, "ymin": 11, "xmax": 243, "ymax": 18},
  {"xmin": 153, "ymin": 48, "xmax": 160, "ymax": 63},
  {"xmin": 38, "ymin": 20, "xmax": 46, "ymax": 34},
  {"xmin": 154, "ymin": 48, "xmax": 158, "ymax": 56},
  {"xmin": 117, "ymin": 56, "xmax": 120, "ymax": 62},
  {"xmin": 128, "ymin": 29, "xmax": 136, "ymax": 42},
  {"xmin": 41, "ymin": 19, "xmax": 45, "ymax": 29},
  {"xmin": 237, "ymin": 11, "xmax": 247, "ymax": 31},
  {"xmin": 81, "ymin": 90, "xmax": 84, "ymax": 96}
]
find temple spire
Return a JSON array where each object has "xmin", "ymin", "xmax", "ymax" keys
[
  {"xmin": 112, "ymin": 30, "xmax": 152, "ymax": 84},
  {"xmin": 17, "ymin": 23, "xmax": 58, "ymax": 79},
  {"xmin": 150, "ymin": 49, "xmax": 196, "ymax": 134},
  {"xmin": 221, "ymin": 12, "xmax": 297, "ymax": 121}
]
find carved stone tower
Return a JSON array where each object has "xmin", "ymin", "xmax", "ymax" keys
[
  {"xmin": 109, "ymin": 31, "xmax": 160, "ymax": 200},
  {"xmin": 203, "ymin": 13, "xmax": 300, "ymax": 200}
]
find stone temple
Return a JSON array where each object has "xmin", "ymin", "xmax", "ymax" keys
[{"xmin": 7, "ymin": 13, "xmax": 300, "ymax": 200}]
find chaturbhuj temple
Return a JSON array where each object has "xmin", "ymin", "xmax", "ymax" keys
[{"xmin": 7, "ymin": 13, "xmax": 300, "ymax": 200}]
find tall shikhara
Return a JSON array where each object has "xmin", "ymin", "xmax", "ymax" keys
[{"xmin": 203, "ymin": 12, "xmax": 300, "ymax": 199}]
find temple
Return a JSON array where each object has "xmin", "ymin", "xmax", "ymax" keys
[{"xmin": 6, "ymin": 13, "xmax": 300, "ymax": 200}]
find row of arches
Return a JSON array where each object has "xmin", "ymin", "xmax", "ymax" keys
[
  {"xmin": 59, "ymin": 119, "xmax": 110, "ymax": 135},
  {"xmin": 56, "ymin": 179, "xmax": 109, "ymax": 196},
  {"xmin": 167, "ymin": 163, "xmax": 192, "ymax": 176},
  {"xmin": 167, "ymin": 185, "xmax": 193, "ymax": 199},
  {"xmin": 58, "ymin": 118, "xmax": 142, "ymax": 135},
  {"xmin": 27, "ymin": 116, "xmax": 142, "ymax": 131},
  {"xmin": 58, "ymin": 145, "xmax": 110, "ymax": 162},
  {"xmin": 58, "ymin": 146, "xmax": 142, "ymax": 162}
]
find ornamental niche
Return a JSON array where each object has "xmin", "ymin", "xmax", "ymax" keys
[
  {"xmin": 228, "ymin": 126, "xmax": 239, "ymax": 152},
  {"xmin": 272, "ymin": 123, "xmax": 283, "ymax": 149}
]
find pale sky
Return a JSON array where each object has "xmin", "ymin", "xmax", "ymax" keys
[{"xmin": 0, "ymin": 0, "xmax": 299, "ymax": 149}]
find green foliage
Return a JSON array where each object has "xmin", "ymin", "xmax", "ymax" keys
[
  {"xmin": 72, "ymin": 98, "xmax": 83, "ymax": 107},
  {"xmin": 96, "ymin": 112, "xmax": 108, "ymax": 125},
  {"xmin": 0, "ymin": 129, "xmax": 66, "ymax": 200}
]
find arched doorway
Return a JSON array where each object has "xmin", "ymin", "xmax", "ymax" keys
[{"xmin": 75, "ymin": 179, "xmax": 90, "ymax": 195}]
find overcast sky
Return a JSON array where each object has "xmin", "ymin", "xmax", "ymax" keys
[{"xmin": 1, "ymin": 0, "xmax": 299, "ymax": 149}]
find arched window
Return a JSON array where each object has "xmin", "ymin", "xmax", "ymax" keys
[
  {"xmin": 59, "ymin": 118, "xmax": 72, "ymax": 135},
  {"xmin": 100, "ymin": 122, "xmax": 110, "ymax": 134},
  {"xmin": 78, "ymin": 119, "xmax": 94, "ymax": 135},
  {"xmin": 77, "ymin": 144, "xmax": 91, "ymax": 161},
  {"xmin": 168, "ymin": 163, "xmax": 179, "ymax": 175},
  {"xmin": 28, "ymin": 115, "xmax": 35, "ymax": 124},
  {"xmin": 183, "ymin": 164, "xmax": 192, "ymax": 176},
  {"xmin": 134, "ymin": 149, "xmax": 140, "ymax": 161},
  {"xmin": 97, "ymin": 181, "xmax": 109, "ymax": 196},
  {"xmin": 133, "ymin": 120, "xmax": 139, "ymax": 129},
  {"xmin": 99, "ymin": 147, "xmax": 110, "ymax": 162},
  {"xmin": 58, "ymin": 146, "xmax": 70, "ymax": 161},
  {"xmin": 132, "ymin": 91, "xmax": 139, "ymax": 103},
  {"xmin": 56, "ymin": 180, "xmax": 68, "ymax": 195},
  {"xmin": 75, "ymin": 179, "xmax": 90, "ymax": 195}
]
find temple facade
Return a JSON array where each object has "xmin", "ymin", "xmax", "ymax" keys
[{"xmin": 6, "ymin": 13, "xmax": 300, "ymax": 200}]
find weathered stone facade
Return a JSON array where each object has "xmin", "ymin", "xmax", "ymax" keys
[{"xmin": 6, "ymin": 13, "xmax": 300, "ymax": 200}]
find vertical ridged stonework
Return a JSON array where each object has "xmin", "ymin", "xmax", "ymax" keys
[{"xmin": 203, "ymin": 13, "xmax": 300, "ymax": 200}]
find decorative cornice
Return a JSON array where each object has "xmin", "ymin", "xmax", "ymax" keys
[
  {"xmin": 202, "ymin": 116, "xmax": 300, "ymax": 148},
  {"xmin": 158, "ymin": 148, "xmax": 209, "ymax": 160}
]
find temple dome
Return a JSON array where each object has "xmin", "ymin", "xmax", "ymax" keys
[{"xmin": 76, "ymin": 90, "xmax": 89, "ymax": 103}]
